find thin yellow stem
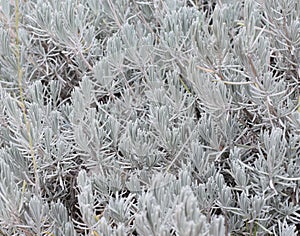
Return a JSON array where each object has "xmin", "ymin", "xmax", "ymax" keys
[
  {"xmin": 179, "ymin": 76, "xmax": 191, "ymax": 94},
  {"xmin": 15, "ymin": 0, "xmax": 39, "ymax": 193}
]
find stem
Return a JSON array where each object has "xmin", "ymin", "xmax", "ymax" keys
[{"xmin": 15, "ymin": 0, "xmax": 39, "ymax": 194}]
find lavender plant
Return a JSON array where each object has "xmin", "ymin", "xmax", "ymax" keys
[{"xmin": 0, "ymin": 0, "xmax": 299, "ymax": 235}]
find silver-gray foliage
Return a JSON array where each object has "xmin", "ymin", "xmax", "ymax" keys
[{"xmin": 0, "ymin": 0, "xmax": 299, "ymax": 235}]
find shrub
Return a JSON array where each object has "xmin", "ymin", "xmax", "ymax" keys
[{"xmin": 0, "ymin": 0, "xmax": 299, "ymax": 235}]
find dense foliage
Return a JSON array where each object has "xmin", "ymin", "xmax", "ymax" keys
[{"xmin": 0, "ymin": 0, "xmax": 299, "ymax": 235}]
